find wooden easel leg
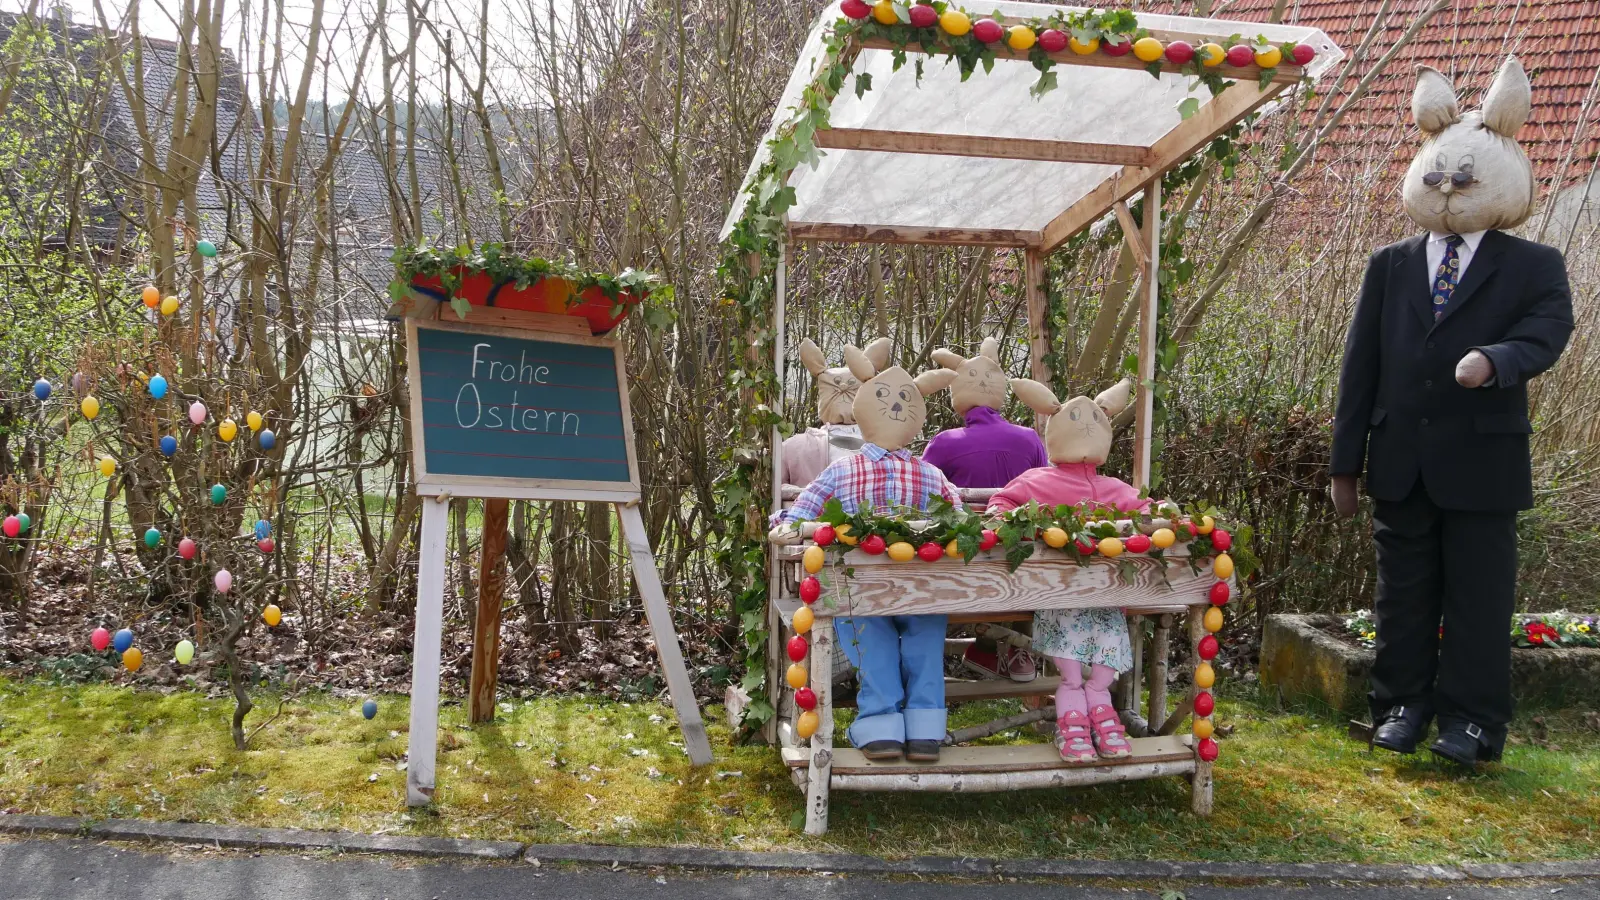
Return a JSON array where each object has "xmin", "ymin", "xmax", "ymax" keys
[
  {"xmin": 406, "ymin": 498, "xmax": 450, "ymax": 806},
  {"xmin": 616, "ymin": 502, "xmax": 713, "ymax": 766},
  {"xmin": 804, "ymin": 621, "xmax": 835, "ymax": 836},
  {"xmin": 469, "ymin": 498, "xmax": 509, "ymax": 724}
]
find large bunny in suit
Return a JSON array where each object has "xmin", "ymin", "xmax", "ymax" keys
[{"xmin": 1331, "ymin": 57, "xmax": 1574, "ymax": 766}]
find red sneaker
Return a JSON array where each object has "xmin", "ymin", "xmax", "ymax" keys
[{"xmin": 962, "ymin": 644, "xmax": 1037, "ymax": 683}]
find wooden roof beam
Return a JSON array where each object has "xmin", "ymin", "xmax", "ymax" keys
[
  {"xmin": 1039, "ymin": 77, "xmax": 1292, "ymax": 251},
  {"xmin": 814, "ymin": 128, "xmax": 1153, "ymax": 167},
  {"xmin": 860, "ymin": 38, "xmax": 1306, "ymax": 86},
  {"xmin": 787, "ymin": 222, "xmax": 1040, "ymax": 248}
]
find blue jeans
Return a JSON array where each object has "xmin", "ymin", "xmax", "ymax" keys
[{"xmin": 835, "ymin": 615, "xmax": 948, "ymax": 746}]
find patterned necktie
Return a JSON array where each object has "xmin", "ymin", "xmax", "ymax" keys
[{"xmin": 1431, "ymin": 234, "xmax": 1464, "ymax": 321}]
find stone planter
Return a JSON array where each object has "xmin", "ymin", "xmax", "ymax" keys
[{"xmin": 1260, "ymin": 613, "xmax": 1600, "ymax": 715}]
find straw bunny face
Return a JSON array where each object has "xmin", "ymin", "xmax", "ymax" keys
[
  {"xmin": 1402, "ymin": 56, "xmax": 1535, "ymax": 235},
  {"xmin": 800, "ymin": 337, "xmax": 891, "ymax": 425},
  {"xmin": 846, "ymin": 345, "xmax": 940, "ymax": 451},
  {"xmin": 1010, "ymin": 378, "xmax": 1133, "ymax": 466},
  {"xmin": 925, "ymin": 337, "xmax": 1008, "ymax": 415}
]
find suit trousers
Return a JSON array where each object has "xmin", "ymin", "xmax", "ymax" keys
[{"xmin": 1369, "ymin": 480, "xmax": 1517, "ymax": 748}]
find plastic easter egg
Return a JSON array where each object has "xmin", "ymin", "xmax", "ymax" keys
[
  {"xmin": 1196, "ymin": 515, "xmax": 1215, "ymax": 535},
  {"xmin": 785, "ymin": 663, "xmax": 808, "ymax": 690},
  {"xmin": 258, "ymin": 429, "xmax": 276, "ymax": 450},
  {"xmin": 1209, "ymin": 581, "xmax": 1230, "ymax": 606},
  {"xmin": 802, "ymin": 545, "xmax": 824, "ymax": 575},
  {"xmin": 1125, "ymin": 533, "xmax": 1153, "ymax": 554},
  {"xmin": 122, "ymin": 647, "xmax": 144, "ymax": 672},
  {"xmin": 1194, "ymin": 717, "xmax": 1214, "ymax": 740},
  {"xmin": 32, "ymin": 379, "xmax": 50, "ymax": 401},
  {"xmin": 1195, "ymin": 661, "xmax": 1216, "ymax": 689},
  {"xmin": 246, "ymin": 411, "xmax": 263, "ymax": 432},
  {"xmin": 262, "ymin": 604, "xmax": 282, "ymax": 627},
  {"xmin": 786, "ymin": 634, "xmax": 808, "ymax": 662},
  {"xmin": 1210, "ymin": 528, "xmax": 1233, "ymax": 552},
  {"xmin": 141, "ymin": 285, "xmax": 160, "ymax": 307},
  {"xmin": 362, "ymin": 700, "xmax": 378, "ymax": 720},
  {"xmin": 796, "ymin": 710, "xmax": 819, "ymax": 739},
  {"xmin": 1098, "ymin": 537, "xmax": 1124, "ymax": 558},
  {"xmin": 148, "ymin": 374, "xmax": 167, "ymax": 399},
  {"xmin": 1198, "ymin": 634, "xmax": 1219, "ymax": 660},
  {"xmin": 257, "ymin": 538, "xmax": 275, "ymax": 554},
  {"xmin": 254, "ymin": 519, "xmax": 272, "ymax": 540},
  {"xmin": 188, "ymin": 401, "xmax": 207, "ymax": 425},
  {"xmin": 81, "ymin": 396, "xmax": 100, "ymax": 420},
  {"xmin": 178, "ymin": 537, "xmax": 197, "ymax": 560},
  {"xmin": 160, "ymin": 295, "xmax": 180, "ymax": 316},
  {"xmin": 1, "ymin": 516, "xmax": 17, "ymax": 538},
  {"xmin": 794, "ymin": 574, "xmax": 818, "ymax": 603},
  {"xmin": 1204, "ymin": 606, "xmax": 1224, "ymax": 633},
  {"xmin": 1151, "ymin": 527, "xmax": 1175, "ymax": 549},
  {"xmin": 113, "ymin": 627, "xmax": 134, "ymax": 653},
  {"xmin": 217, "ymin": 418, "xmax": 238, "ymax": 442},
  {"xmin": 15, "ymin": 512, "xmax": 28, "ymax": 533},
  {"xmin": 160, "ymin": 435, "xmax": 178, "ymax": 457},
  {"xmin": 1198, "ymin": 737, "xmax": 1219, "ymax": 762},
  {"xmin": 210, "ymin": 483, "xmax": 227, "ymax": 505},
  {"xmin": 143, "ymin": 527, "xmax": 161, "ymax": 549},
  {"xmin": 792, "ymin": 605, "xmax": 814, "ymax": 634},
  {"xmin": 1194, "ymin": 691, "xmax": 1215, "ymax": 717},
  {"xmin": 175, "ymin": 639, "xmax": 195, "ymax": 665},
  {"xmin": 98, "ymin": 456, "xmax": 116, "ymax": 477},
  {"xmin": 214, "ymin": 569, "xmax": 233, "ymax": 593},
  {"xmin": 1212, "ymin": 553, "xmax": 1235, "ymax": 580},
  {"xmin": 196, "ymin": 239, "xmax": 218, "ymax": 258},
  {"xmin": 91, "ymin": 627, "xmax": 111, "ymax": 651},
  {"xmin": 794, "ymin": 687, "xmax": 817, "ymax": 711}
]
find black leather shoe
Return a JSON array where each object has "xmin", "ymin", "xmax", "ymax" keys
[
  {"xmin": 859, "ymin": 740, "xmax": 904, "ymax": 760},
  {"xmin": 1372, "ymin": 705, "xmax": 1431, "ymax": 755},
  {"xmin": 1431, "ymin": 723, "xmax": 1502, "ymax": 767},
  {"xmin": 905, "ymin": 739, "xmax": 941, "ymax": 762}
]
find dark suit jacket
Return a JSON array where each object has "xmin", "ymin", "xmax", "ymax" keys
[{"xmin": 1331, "ymin": 230, "xmax": 1574, "ymax": 512}]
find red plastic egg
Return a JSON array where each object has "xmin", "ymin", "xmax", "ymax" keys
[
  {"xmin": 1075, "ymin": 539, "xmax": 1096, "ymax": 556},
  {"xmin": 1125, "ymin": 533, "xmax": 1152, "ymax": 554},
  {"xmin": 1209, "ymin": 581, "xmax": 1230, "ymax": 606},
  {"xmin": 917, "ymin": 541, "xmax": 944, "ymax": 562},
  {"xmin": 860, "ymin": 535, "xmax": 886, "ymax": 555},
  {"xmin": 908, "ymin": 3, "xmax": 937, "ymax": 28},
  {"xmin": 794, "ymin": 687, "xmax": 818, "ymax": 710},
  {"xmin": 979, "ymin": 529, "xmax": 998, "ymax": 551},
  {"xmin": 1225, "ymin": 44, "xmax": 1255, "ymax": 67},
  {"xmin": 91, "ymin": 627, "xmax": 111, "ymax": 651},
  {"xmin": 840, "ymin": 0, "xmax": 871, "ymax": 18},
  {"xmin": 1292, "ymin": 43, "xmax": 1315, "ymax": 65},
  {"xmin": 1102, "ymin": 37, "xmax": 1132, "ymax": 56},
  {"xmin": 1198, "ymin": 737, "xmax": 1220, "ymax": 762},
  {"xmin": 1198, "ymin": 634, "xmax": 1219, "ymax": 660},
  {"xmin": 1210, "ymin": 528, "xmax": 1232, "ymax": 552},
  {"xmin": 1037, "ymin": 28, "xmax": 1067, "ymax": 52},
  {"xmin": 177, "ymin": 537, "xmax": 198, "ymax": 560},
  {"xmin": 1194, "ymin": 691, "xmax": 1215, "ymax": 717},
  {"xmin": 258, "ymin": 537, "xmax": 275, "ymax": 554},
  {"xmin": 972, "ymin": 18, "xmax": 1003, "ymax": 43},
  {"xmin": 799, "ymin": 576, "xmax": 821, "ymax": 604},
  {"xmin": 1164, "ymin": 40, "xmax": 1194, "ymax": 64},
  {"xmin": 813, "ymin": 524, "xmax": 836, "ymax": 547},
  {"xmin": 1, "ymin": 515, "xmax": 18, "ymax": 539},
  {"xmin": 787, "ymin": 635, "xmax": 809, "ymax": 662}
]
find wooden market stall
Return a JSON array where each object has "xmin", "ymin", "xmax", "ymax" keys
[{"xmin": 719, "ymin": 1, "xmax": 1342, "ymax": 834}]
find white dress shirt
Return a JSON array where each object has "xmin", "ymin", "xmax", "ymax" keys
[{"xmin": 1425, "ymin": 230, "xmax": 1487, "ymax": 294}]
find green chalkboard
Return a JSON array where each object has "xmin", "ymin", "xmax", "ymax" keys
[{"xmin": 408, "ymin": 321, "xmax": 638, "ymax": 497}]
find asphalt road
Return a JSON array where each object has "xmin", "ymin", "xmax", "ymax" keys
[{"xmin": 2, "ymin": 838, "xmax": 1596, "ymax": 900}]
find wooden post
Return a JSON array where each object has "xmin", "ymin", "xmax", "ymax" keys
[
  {"xmin": 468, "ymin": 498, "xmax": 509, "ymax": 724},
  {"xmin": 764, "ymin": 237, "xmax": 789, "ymax": 745},
  {"xmin": 406, "ymin": 497, "xmax": 450, "ymax": 806},
  {"xmin": 1023, "ymin": 248, "xmax": 1050, "ymax": 392},
  {"xmin": 1148, "ymin": 612, "xmax": 1172, "ymax": 729},
  {"xmin": 617, "ymin": 502, "xmax": 714, "ymax": 766},
  {"xmin": 804, "ymin": 618, "xmax": 835, "ymax": 835},
  {"xmin": 1132, "ymin": 180, "xmax": 1160, "ymax": 492},
  {"xmin": 1189, "ymin": 605, "xmax": 1214, "ymax": 816}
]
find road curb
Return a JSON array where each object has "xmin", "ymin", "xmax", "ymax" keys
[{"xmin": 1, "ymin": 813, "xmax": 1592, "ymax": 882}]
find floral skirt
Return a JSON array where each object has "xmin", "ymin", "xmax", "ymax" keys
[{"xmin": 1033, "ymin": 607, "xmax": 1132, "ymax": 673}]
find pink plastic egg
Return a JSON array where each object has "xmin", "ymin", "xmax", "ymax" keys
[
  {"xmin": 214, "ymin": 569, "xmax": 233, "ymax": 593},
  {"xmin": 188, "ymin": 401, "xmax": 207, "ymax": 425},
  {"xmin": 178, "ymin": 537, "xmax": 197, "ymax": 560}
]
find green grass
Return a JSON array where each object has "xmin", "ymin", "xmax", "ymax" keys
[{"xmin": 0, "ymin": 675, "xmax": 1596, "ymax": 863}]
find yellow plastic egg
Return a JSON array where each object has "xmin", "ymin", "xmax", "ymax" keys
[
  {"xmin": 945, "ymin": 539, "xmax": 961, "ymax": 559},
  {"xmin": 218, "ymin": 418, "xmax": 238, "ymax": 442},
  {"xmin": 246, "ymin": 410, "xmax": 263, "ymax": 431},
  {"xmin": 160, "ymin": 295, "xmax": 180, "ymax": 316},
  {"xmin": 123, "ymin": 647, "xmax": 143, "ymax": 672},
  {"xmin": 796, "ymin": 710, "xmax": 820, "ymax": 739},
  {"xmin": 1069, "ymin": 35, "xmax": 1099, "ymax": 54},
  {"xmin": 1213, "ymin": 553, "xmax": 1235, "ymax": 580},
  {"xmin": 81, "ymin": 396, "xmax": 100, "ymax": 420},
  {"xmin": 1133, "ymin": 36, "xmax": 1165, "ymax": 62},
  {"xmin": 1200, "ymin": 42, "xmax": 1225, "ymax": 66},
  {"xmin": 263, "ymin": 604, "xmax": 282, "ymax": 627},
  {"xmin": 1193, "ymin": 717, "xmax": 1214, "ymax": 740},
  {"xmin": 871, "ymin": 0, "xmax": 897, "ymax": 25},
  {"xmin": 786, "ymin": 663, "xmax": 808, "ymax": 690},
  {"xmin": 803, "ymin": 545, "xmax": 824, "ymax": 574},
  {"xmin": 1099, "ymin": 537, "xmax": 1125, "ymax": 558},
  {"xmin": 939, "ymin": 8, "xmax": 971, "ymax": 35},
  {"xmin": 97, "ymin": 456, "xmax": 116, "ymax": 477},
  {"xmin": 1254, "ymin": 45, "xmax": 1283, "ymax": 68},
  {"xmin": 1006, "ymin": 25, "xmax": 1036, "ymax": 51},
  {"xmin": 1043, "ymin": 527, "xmax": 1069, "ymax": 549},
  {"xmin": 793, "ymin": 605, "xmax": 814, "ymax": 635},
  {"xmin": 1151, "ymin": 527, "xmax": 1176, "ymax": 549},
  {"xmin": 835, "ymin": 524, "xmax": 857, "ymax": 546},
  {"xmin": 1197, "ymin": 515, "xmax": 1215, "ymax": 535},
  {"xmin": 1204, "ymin": 606, "xmax": 1224, "ymax": 633},
  {"xmin": 887, "ymin": 541, "xmax": 917, "ymax": 562},
  {"xmin": 1195, "ymin": 662, "xmax": 1216, "ymax": 689}
]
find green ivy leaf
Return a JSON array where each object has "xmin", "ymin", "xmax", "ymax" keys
[{"xmin": 1177, "ymin": 97, "xmax": 1200, "ymax": 120}]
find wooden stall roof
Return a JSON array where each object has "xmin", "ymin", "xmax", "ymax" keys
[{"xmin": 719, "ymin": 1, "xmax": 1344, "ymax": 251}]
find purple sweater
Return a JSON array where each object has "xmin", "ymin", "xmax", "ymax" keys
[{"xmin": 920, "ymin": 406, "xmax": 1049, "ymax": 489}]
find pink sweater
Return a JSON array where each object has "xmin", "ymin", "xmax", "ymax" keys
[{"xmin": 986, "ymin": 462, "xmax": 1151, "ymax": 515}]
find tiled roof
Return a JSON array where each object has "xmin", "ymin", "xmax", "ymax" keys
[{"xmin": 1204, "ymin": 0, "xmax": 1600, "ymax": 189}]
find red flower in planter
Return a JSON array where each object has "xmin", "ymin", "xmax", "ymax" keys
[{"xmin": 1524, "ymin": 621, "xmax": 1560, "ymax": 646}]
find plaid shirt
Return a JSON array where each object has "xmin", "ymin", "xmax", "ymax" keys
[{"xmin": 773, "ymin": 442, "xmax": 963, "ymax": 526}]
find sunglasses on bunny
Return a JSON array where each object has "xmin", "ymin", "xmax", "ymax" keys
[{"xmin": 1422, "ymin": 171, "xmax": 1478, "ymax": 187}]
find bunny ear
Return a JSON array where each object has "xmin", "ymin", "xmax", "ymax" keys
[
  {"xmin": 1009, "ymin": 378, "xmax": 1061, "ymax": 416},
  {"xmin": 930, "ymin": 348, "xmax": 965, "ymax": 371},
  {"xmin": 1094, "ymin": 379, "xmax": 1134, "ymax": 417},
  {"xmin": 863, "ymin": 337, "xmax": 893, "ymax": 372},
  {"xmin": 843, "ymin": 345, "xmax": 878, "ymax": 382},
  {"xmin": 1413, "ymin": 65, "xmax": 1461, "ymax": 134},
  {"xmin": 979, "ymin": 337, "xmax": 1000, "ymax": 363},
  {"xmin": 1482, "ymin": 55, "xmax": 1532, "ymax": 138},
  {"xmin": 798, "ymin": 339, "xmax": 827, "ymax": 377},
  {"xmin": 915, "ymin": 369, "xmax": 958, "ymax": 397}
]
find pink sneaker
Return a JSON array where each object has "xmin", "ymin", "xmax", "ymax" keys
[
  {"xmin": 962, "ymin": 644, "xmax": 1037, "ymax": 683},
  {"xmin": 1055, "ymin": 711, "xmax": 1097, "ymax": 762},
  {"xmin": 1004, "ymin": 647, "xmax": 1036, "ymax": 682},
  {"xmin": 1088, "ymin": 704, "xmax": 1133, "ymax": 759}
]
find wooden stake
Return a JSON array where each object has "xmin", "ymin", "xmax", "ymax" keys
[
  {"xmin": 468, "ymin": 498, "xmax": 509, "ymax": 724},
  {"xmin": 1132, "ymin": 180, "xmax": 1160, "ymax": 492},
  {"xmin": 406, "ymin": 498, "xmax": 450, "ymax": 806},
  {"xmin": 1024, "ymin": 249, "xmax": 1050, "ymax": 388}
]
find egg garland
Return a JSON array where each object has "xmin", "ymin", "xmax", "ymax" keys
[{"xmin": 1193, "ymin": 534, "xmax": 1232, "ymax": 763}]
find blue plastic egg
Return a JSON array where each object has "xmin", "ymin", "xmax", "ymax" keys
[
  {"xmin": 254, "ymin": 520, "xmax": 272, "ymax": 541},
  {"xmin": 32, "ymin": 379, "xmax": 50, "ymax": 401},
  {"xmin": 113, "ymin": 628, "xmax": 134, "ymax": 653},
  {"xmin": 210, "ymin": 484, "xmax": 227, "ymax": 506},
  {"xmin": 362, "ymin": 700, "xmax": 378, "ymax": 720},
  {"xmin": 148, "ymin": 374, "xmax": 167, "ymax": 399},
  {"xmin": 196, "ymin": 239, "xmax": 218, "ymax": 258},
  {"xmin": 159, "ymin": 435, "xmax": 178, "ymax": 457},
  {"xmin": 258, "ymin": 429, "xmax": 276, "ymax": 450}
]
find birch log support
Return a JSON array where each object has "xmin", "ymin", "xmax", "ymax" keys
[
  {"xmin": 1148, "ymin": 613, "xmax": 1172, "ymax": 728},
  {"xmin": 831, "ymin": 761, "xmax": 1195, "ymax": 792},
  {"xmin": 468, "ymin": 497, "xmax": 509, "ymax": 724},
  {"xmin": 406, "ymin": 498, "xmax": 450, "ymax": 806},
  {"xmin": 616, "ymin": 503, "xmax": 714, "ymax": 766},
  {"xmin": 1188, "ymin": 605, "xmax": 1214, "ymax": 816},
  {"xmin": 948, "ymin": 704, "xmax": 1056, "ymax": 744},
  {"xmin": 804, "ymin": 623, "xmax": 835, "ymax": 836}
]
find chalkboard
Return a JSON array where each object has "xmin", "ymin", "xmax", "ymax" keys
[{"xmin": 407, "ymin": 320, "xmax": 639, "ymax": 498}]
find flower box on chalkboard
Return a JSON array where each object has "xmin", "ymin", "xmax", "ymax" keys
[{"xmin": 387, "ymin": 243, "xmax": 657, "ymax": 336}]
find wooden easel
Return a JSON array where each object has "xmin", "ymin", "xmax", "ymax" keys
[{"xmin": 402, "ymin": 305, "xmax": 712, "ymax": 807}]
